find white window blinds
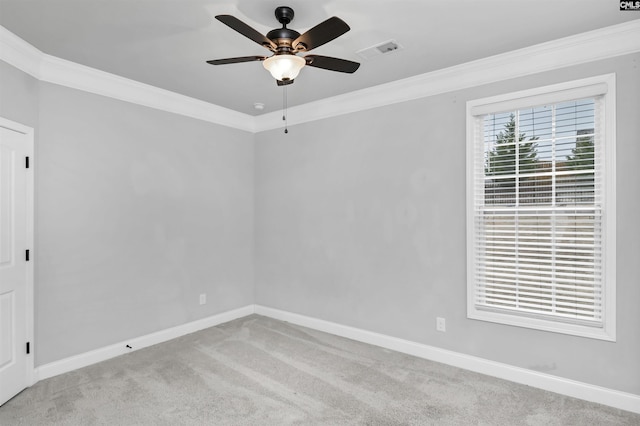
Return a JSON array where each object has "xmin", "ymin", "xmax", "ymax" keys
[{"xmin": 467, "ymin": 75, "xmax": 615, "ymax": 340}]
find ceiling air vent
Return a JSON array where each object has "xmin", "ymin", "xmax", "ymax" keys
[{"xmin": 356, "ymin": 40, "xmax": 403, "ymax": 60}]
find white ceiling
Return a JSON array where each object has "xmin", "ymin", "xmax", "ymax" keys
[{"xmin": 0, "ymin": 1, "xmax": 637, "ymax": 115}]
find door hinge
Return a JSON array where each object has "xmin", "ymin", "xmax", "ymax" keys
[
  {"xmin": 26, "ymin": 249, "xmax": 30, "ymax": 261},
  {"xmin": 26, "ymin": 342, "xmax": 30, "ymax": 354},
  {"xmin": 26, "ymin": 156, "xmax": 30, "ymax": 169}
]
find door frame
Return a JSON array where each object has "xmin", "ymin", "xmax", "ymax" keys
[{"xmin": 0, "ymin": 116, "xmax": 35, "ymax": 388}]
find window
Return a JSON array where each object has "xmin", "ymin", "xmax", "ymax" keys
[{"xmin": 466, "ymin": 75, "xmax": 616, "ymax": 340}]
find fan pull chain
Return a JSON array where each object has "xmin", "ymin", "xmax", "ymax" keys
[{"xmin": 282, "ymin": 85, "xmax": 288, "ymax": 134}]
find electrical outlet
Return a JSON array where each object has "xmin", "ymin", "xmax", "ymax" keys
[
  {"xmin": 199, "ymin": 294, "xmax": 207, "ymax": 305},
  {"xmin": 436, "ymin": 317, "xmax": 446, "ymax": 332}
]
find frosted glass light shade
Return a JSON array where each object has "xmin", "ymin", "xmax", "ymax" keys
[{"xmin": 263, "ymin": 54, "xmax": 305, "ymax": 81}]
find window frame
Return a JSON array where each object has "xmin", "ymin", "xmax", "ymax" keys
[{"xmin": 466, "ymin": 74, "xmax": 616, "ymax": 341}]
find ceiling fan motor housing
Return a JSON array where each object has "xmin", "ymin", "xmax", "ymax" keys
[{"xmin": 267, "ymin": 27, "xmax": 301, "ymax": 51}]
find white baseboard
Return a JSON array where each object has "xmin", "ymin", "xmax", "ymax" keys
[
  {"xmin": 33, "ymin": 304, "xmax": 639, "ymax": 414},
  {"xmin": 254, "ymin": 305, "xmax": 640, "ymax": 414},
  {"xmin": 34, "ymin": 305, "xmax": 255, "ymax": 381}
]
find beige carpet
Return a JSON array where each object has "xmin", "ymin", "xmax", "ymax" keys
[{"xmin": 1, "ymin": 315, "xmax": 638, "ymax": 425}]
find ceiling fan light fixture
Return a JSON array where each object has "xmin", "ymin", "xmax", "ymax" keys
[
  {"xmin": 209, "ymin": 7, "xmax": 359, "ymax": 86},
  {"xmin": 263, "ymin": 54, "xmax": 306, "ymax": 81}
]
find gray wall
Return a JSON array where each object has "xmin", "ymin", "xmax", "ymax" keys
[
  {"xmin": 1, "ymin": 61, "xmax": 255, "ymax": 366},
  {"xmin": 0, "ymin": 60, "xmax": 38, "ymax": 127},
  {"xmin": 254, "ymin": 53, "xmax": 640, "ymax": 395},
  {"xmin": 2, "ymin": 50, "xmax": 639, "ymax": 396}
]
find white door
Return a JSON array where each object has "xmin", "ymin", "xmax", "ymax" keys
[{"xmin": 0, "ymin": 120, "xmax": 34, "ymax": 406}]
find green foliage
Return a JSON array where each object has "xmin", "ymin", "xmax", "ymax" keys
[
  {"xmin": 485, "ymin": 114, "xmax": 539, "ymax": 176},
  {"xmin": 566, "ymin": 130, "xmax": 594, "ymax": 171}
]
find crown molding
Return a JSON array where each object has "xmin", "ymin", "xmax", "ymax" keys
[
  {"xmin": 2, "ymin": 20, "xmax": 640, "ymax": 133},
  {"xmin": 0, "ymin": 25, "xmax": 254, "ymax": 133},
  {"xmin": 38, "ymin": 54, "xmax": 255, "ymax": 132},
  {"xmin": 0, "ymin": 25, "xmax": 42, "ymax": 78},
  {"xmin": 253, "ymin": 19, "xmax": 640, "ymax": 132}
]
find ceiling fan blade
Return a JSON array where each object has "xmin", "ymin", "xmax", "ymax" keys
[
  {"xmin": 292, "ymin": 17, "xmax": 350, "ymax": 52},
  {"xmin": 304, "ymin": 55, "xmax": 360, "ymax": 73},
  {"xmin": 215, "ymin": 15, "xmax": 277, "ymax": 50},
  {"xmin": 207, "ymin": 56, "xmax": 267, "ymax": 65},
  {"xmin": 276, "ymin": 79, "xmax": 295, "ymax": 86}
]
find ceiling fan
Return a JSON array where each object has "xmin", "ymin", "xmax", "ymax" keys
[{"xmin": 207, "ymin": 6, "xmax": 360, "ymax": 86}]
